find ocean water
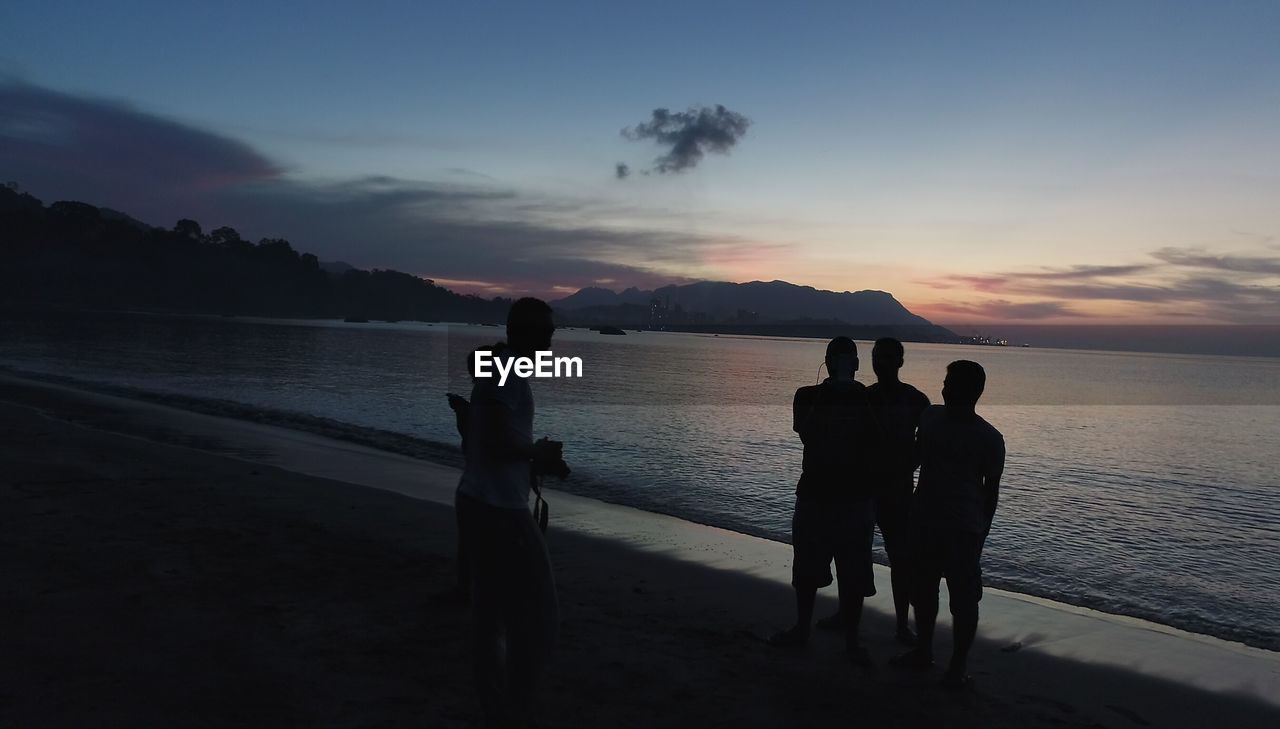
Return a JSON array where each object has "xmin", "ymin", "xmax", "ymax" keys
[{"xmin": 2, "ymin": 311, "xmax": 1278, "ymax": 650}]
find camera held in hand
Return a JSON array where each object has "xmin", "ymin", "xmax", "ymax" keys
[{"xmin": 532, "ymin": 437, "xmax": 571, "ymax": 479}]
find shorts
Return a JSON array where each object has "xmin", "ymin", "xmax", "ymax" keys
[
  {"xmin": 791, "ymin": 494, "xmax": 875, "ymax": 592},
  {"xmin": 874, "ymin": 474, "xmax": 914, "ymax": 566},
  {"xmin": 909, "ymin": 525, "xmax": 985, "ymax": 607}
]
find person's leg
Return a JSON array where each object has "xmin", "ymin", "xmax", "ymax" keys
[
  {"xmin": 891, "ymin": 529, "xmax": 938, "ymax": 669},
  {"xmin": 835, "ymin": 580, "xmax": 865, "ymax": 661},
  {"xmin": 768, "ymin": 585, "xmax": 817, "ymax": 647},
  {"xmin": 772, "ymin": 496, "xmax": 827, "ymax": 646},
  {"xmin": 878, "ymin": 483, "xmax": 914, "ymax": 641},
  {"xmin": 460, "ymin": 493, "xmax": 508, "ymax": 724},
  {"xmin": 946, "ymin": 605, "xmax": 978, "ymax": 682},
  {"xmin": 914, "ymin": 556, "xmax": 940, "ymax": 657},
  {"xmin": 454, "ymin": 489, "xmax": 471, "ymax": 599},
  {"xmin": 832, "ymin": 517, "xmax": 872, "ymax": 666},
  {"xmin": 942, "ymin": 531, "xmax": 984, "ymax": 686},
  {"xmin": 833, "ymin": 498, "xmax": 873, "ymax": 648},
  {"xmin": 503, "ymin": 508, "xmax": 559, "ymax": 724},
  {"xmin": 795, "ymin": 585, "xmax": 819, "ymax": 636}
]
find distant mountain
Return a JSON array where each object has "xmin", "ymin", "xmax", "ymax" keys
[
  {"xmin": 552, "ymin": 286, "xmax": 651, "ymax": 309},
  {"xmin": 553, "ymin": 279, "xmax": 932, "ymax": 325},
  {"xmin": 551, "ymin": 280, "xmax": 955, "ymax": 342},
  {"xmin": 0, "ymin": 184, "xmax": 953, "ymax": 342}
]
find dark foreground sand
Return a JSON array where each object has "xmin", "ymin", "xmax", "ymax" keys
[{"xmin": 2, "ymin": 378, "xmax": 1278, "ymax": 728}]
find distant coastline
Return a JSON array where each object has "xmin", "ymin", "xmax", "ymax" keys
[
  {"xmin": 5, "ymin": 306, "xmax": 1278, "ymax": 359},
  {"xmin": 4, "ymin": 187, "xmax": 1277, "ymax": 357}
]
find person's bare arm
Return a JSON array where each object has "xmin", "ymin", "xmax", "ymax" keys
[
  {"xmin": 909, "ymin": 392, "xmax": 930, "ymax": 470},
  {"xmin": 793, "ymin": 389, "xmax": 818, "ymax": 444},
  {"xmin": 447, "ymin": 393, "xmax": 469, "ymax": 439},
  {"xmin": 982, "ymin": 441, "xmax": 1006, "ymax": 536}
]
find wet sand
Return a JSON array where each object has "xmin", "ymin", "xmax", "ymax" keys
[{"xmin": 2, "ymin": 374, "xmax": 1278, "ymax": 727}]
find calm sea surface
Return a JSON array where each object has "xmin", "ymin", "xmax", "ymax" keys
[{"xmin": 3, "ymin": 312, "xmax": 1278, "ymax": 649}]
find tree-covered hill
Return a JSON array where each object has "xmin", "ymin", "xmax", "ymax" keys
[{"xmin": 0, "ymin": 184, "xmax": 510, "ymax": 323}]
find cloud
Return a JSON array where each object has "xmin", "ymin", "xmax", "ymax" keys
[
  {"xmin": 1152, "ymin": 247, "xmax": 1280, "ymax": 276},
  {"xmin": 1019, "ymin": 264, "xmax": 1155, "ymax": 279},
  {"xmin": 622, "ymin": 104, "xmax": 751, "ymax": 173},
  {"xmin": 0, "ymin": 81, "xmax": 782, "ymax": 299},
  {"xmin": 215, "ymin": 175, "xmax": 760, "ymax": 297},
  {"xmin": 921, "ymin": 274, "xmax": 1008, "ymax": 292},
  {"xmin": 920, "ymin": 299, "xmax": 1082, "ymax": 321},
  {"xmin": 922, "ymin": 255, "xmax": 1280, "ymax": 324},
  {"xmin": 615, "ymin": 162, "xmax": 630, "ymax": 179},
  {"xmin": 0, "ymin": 80, "xmax": 279, "ymax": 218}
]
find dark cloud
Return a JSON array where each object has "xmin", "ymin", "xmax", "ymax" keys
[
  {"xmin": 1152, "ymin": 247, "xmax": 1280, "ymax": 276},
  {"xmin": 0, "ymin": 81, "xmax": 774, "ymax": 298},
  {"xmin": 1020, "ymin": 264, "xmax": 1154, "ymax": 279},
  {"xmin": 615, "ymin": 162, "xmax": 630, "ymax": 180},
  {"xmin": 0, "ymin": 80, "xmax": 279, "ymax": 221},
  {"xmin": 622, "ymin": 104, "xmax": 751, "ymax": 173},
  {"xmin": 211, "ymin": 175, "xmax": 766, "ymax": 298},
  {"xmin": 924, "ymin": 300, "xmax": 1081, "ymax": 320}
]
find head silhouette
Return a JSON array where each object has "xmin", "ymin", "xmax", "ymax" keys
[
  {"xmin": 467, "ymin": 344, "xmax": 498, "ymax": 380},
  {"xmin": 825, "ymin": 336, "xmax": 858, "ymax": 382},
  {"xmin": 943, "ymin": 360, "xmax": 986, "ymax": 409},
  {"xmin": 507, "ymin": 297, "xmax": 554, "ymax": 357},
  {"xmin": 872, "ymin": 337, "xmax": 904, "ymax": 382}
]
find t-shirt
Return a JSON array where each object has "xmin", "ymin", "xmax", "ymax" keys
[
  {"xmin": 867, "ymin": 381, "xmax": 930, "ymax": 478},
  {"xmin": 457, "ymin": 355, "xmax": 535, "ymax": 510},
  {"xmin": 792, "ymin": 379, "xmax": 879, "ymax": 501},
  {"xmin": 912, "ymin": 405, "xmax": 1005, "ymax": 534}
]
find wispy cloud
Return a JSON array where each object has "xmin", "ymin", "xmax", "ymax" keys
[
  {"xmin": 1152, "ymin": 247, "xmax": 1280, "ymax": 276},
  {"xmin": 920, "ymin": 299, "xmax": 1081, "ymax": 320},
  {"xmin": 1019, "ymin": 264, "xmax": 1155, "ymax": 279},
  {"xmin": 921, "ymin": 249, "xmax": 1280, "ymax": 323}
]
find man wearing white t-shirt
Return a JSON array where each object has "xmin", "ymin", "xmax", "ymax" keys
[{"xmin": 456, "ymin": 297, "xmax": 563, "ymax": 726}]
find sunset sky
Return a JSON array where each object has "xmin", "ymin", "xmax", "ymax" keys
[{"xmin": 2, "ymin": 1, "xmax": 1278, "ymax": 325}]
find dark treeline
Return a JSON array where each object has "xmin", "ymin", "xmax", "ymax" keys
[{"xmin": 0, "ymin": 185, "xmax": 511, "ymax": 323}]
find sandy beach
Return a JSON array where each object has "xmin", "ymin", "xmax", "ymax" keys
[{"xmin": 2, "ymin": 373, "xmax": 1278, "ymax": 728}]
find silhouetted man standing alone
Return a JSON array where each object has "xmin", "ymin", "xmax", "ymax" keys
[
  {"xmin": 892, "ymin": 360, "xmax": 1004, "ymax": 688},
  {"xmin": 456, "ymin": 298, "xmax": 564, "ymax": 725},
  {"xmin": 771, "ymin": 337, "xmax": 879, "ymax": 667}
]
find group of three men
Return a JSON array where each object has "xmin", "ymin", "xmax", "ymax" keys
[{"xmin": 772, "ymin": 336, "xmax": 1005, "ymax": 689}]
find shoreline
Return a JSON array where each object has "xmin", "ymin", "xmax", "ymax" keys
[
  {"xmin": 3, "ymin": 372, "xmax": 1279, "ymax": 726},
  {"xmin": 2, "ymin": 364, "xmax": 1277, "ymax": 652},
  {"xmin": 6, "ymin": 307, "xmax": 1280, "ymax": 361}
]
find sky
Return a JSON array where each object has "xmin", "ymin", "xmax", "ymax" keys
[{"xmin": 2, "ymin": 0, "xmax": 1279, "ymax": 326}]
